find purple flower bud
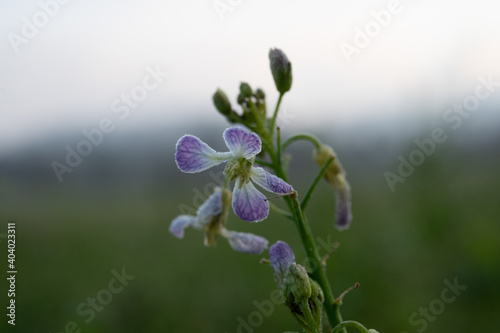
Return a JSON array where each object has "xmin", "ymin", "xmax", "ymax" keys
[
  {"xmin": 269, "ymin": 48, "xmax": 292, "ymax": 94},
  {"xmin": 313, "ymin": 144, "xmax": 353, "ymax": 230},
  {"xmin": 335, "ymin": 181, "xmax": 352, "ymax": 231},
  {"xmin": 269, "ymin": 241, "xmax": 295, "ymax": 281}
]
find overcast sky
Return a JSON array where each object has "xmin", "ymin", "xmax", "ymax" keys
[{"xmin": 1, "ymin": 0, "xmax": 500, "ymax": 152}]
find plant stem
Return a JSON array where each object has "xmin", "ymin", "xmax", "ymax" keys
[
  {"xmin": 254, "ymin": 159, "xmax": 274, "ymax": 168},
  {"xmin": 301, "ymin": 156, "xmax": 334, "ymax": 211},
  {"xmin": 287, "ymin": 192, "xmax": 343, "ymax": 329},
  {"xmin": 270, "ymin": 93, "xmax": 284, "ymax": 137},
  {"xmin": 269, "ymin": 202, "xmax": 294, "ymax": 220},
  {"xmin": 331, "ymin": 321, "xmax": 369, "ymax": 333},
  {"xmin": 277, "ymin": 127, "xmax": 282, "ymax": 170},
  {"xmin": 282, "ymin": 133, "xmax": 322, "ymax": 151},
  {"xmin": 266, "ymin": 105, "xmax": 344, "ymax": 331}
]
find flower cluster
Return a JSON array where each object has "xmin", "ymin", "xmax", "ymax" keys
[{"xmin": 167, "ymin": 47, "xmax": 378, "ymax": 333}]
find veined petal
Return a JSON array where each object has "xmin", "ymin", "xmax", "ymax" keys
[
  {"xmin": 335, "ymin": 182, "xmax": 352, "ymax": 231},
  {"xmin": 269, "ymin": 241, "xmax": 295, "ymax": 281},
  {"xmin": 169, "ymin": 215, "xmax": 198, "ymax": 239},
  {"xmin": 175, "ymin": 135, "xmax": 232, "ymax": 173},
  {"xmin": 224, "ymin": 230, "xmax": 269, "ymax": 254},
  {"xmin": 197, "ymin": 188, "xmax": 223, "ymax": 226},
  {"xmin": 250, "ymin": 167, "xmax": 293, "ymax": 194},
  {"xmin": 232, "ymin": 178, "xmax": 269, "ymax": 222},
  {"xmin": 223, "ymin": 127, "xmax": 261, "ymax": 159}
]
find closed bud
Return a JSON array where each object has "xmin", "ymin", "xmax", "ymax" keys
[
  {"xmin": 310, "ymin": 279, "xmax": 324, "ymax": 304},
  {"xmin": 213, "ymin": 88, "xmax": 232, "ymax": 115},
  {"xmin": 269, "ymin": 48, "xmax": 292, "ymax": 94},
  {"xmin": 255, "ymin": 88, "xmax": 265, "ymax": 99},
  {"xmin": 284, "ymin": 263, "xmax": 312, "ymax": 302},
  {"xmin": 313, "ymin": 144, "xmax": 341, "ymax": 185},
  {"xmin": 239, "ymin": 82, "xmax": 253, "ymax": 98},
  {"xmin": 237, "ymin": 92, "xmax": 245, "ymax": 105}
]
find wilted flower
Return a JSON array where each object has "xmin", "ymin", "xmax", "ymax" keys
[
  {"xmin": 169, "ymin": 187, "xmax": 268, "ymax": 254},
  {"xmin": 313, "ymin": 144, "xmax": 352, "ymax": 230},
  {"xmin": 175, "ymin": 126, "xmax": 293, "ymax": 222}
]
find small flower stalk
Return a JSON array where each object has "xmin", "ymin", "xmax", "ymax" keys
[{"xmin": 169, "ymin": 48, "xmax": 381, "ymax": 333}]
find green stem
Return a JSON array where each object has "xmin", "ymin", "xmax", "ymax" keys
[
  {"xmin": 301, "ymin": 156, "xmax": 334, "ymax": 211},
  {"xmin": 277, "ymin": 127, "xmax": 282, "ymax": 170},
  {"xmin": 248, "ymin": 99, "xmax": 271, "ymax": 144},
  {"xmin": 269, "ymin": 202, "xmax": 294, "ymax": 220},
  {"xmin": 282, "ymin": 133, "xmax": 322, "ymax": 151},
  {"xmin": 270, "ymin": 93, "xmax": 284, "ymax": 137},
  {"xmin": 254, "ymin": 159, "xmax": 274, "ymax": 168},
  {"xmin": 261, "ymin": 115, "xmax": 344, "ymax": 331},
  {"xmin": 300, "ymin": 300, "xmax": 319, "ymax": 333},
  {"xmin": 331, "ymin": 321, "xmax": 369, "ymax": 333},
  {"xmin": 287, "ymin": 193, "xmax": 343, "ymax": 329}
]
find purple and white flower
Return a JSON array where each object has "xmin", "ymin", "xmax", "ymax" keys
[
  {"xmin": 175, "ymin": 126, "xmax": 293, "ymax": 222},
  {"xmin": 169, "ymin": 187, "xmax": 269, "ymax": 255}
]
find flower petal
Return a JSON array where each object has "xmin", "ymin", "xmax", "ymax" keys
[
  {"xmin": 197, "ymin": 188, "xmax": 223, "ymax": 226},
  {"xmin": 335, "ymin": 182, "xmax": 352, "ymax": 231},
  {"xmin": 269, "ymin": 241, "xmax": 295, "ymax": 281},
  {"xmin": 169, "ymin": 215, "xmax": 198, "ymax": 239},
  {"xmin": 250, "ymin": 167, "xmax": 293, "ymax": 194},
  {"xmin": 224, "ymin": 230, "xmax": 269, "ymax": 254},
  {"xmin": 223, "ymin": 127, "xmax": 261, "ymax": 159},
  {"xmin": 175, "ymin": 135, "xmax": 232, "ymax": 173},
  {"xmin": 232, "ymin": 178, "xmax": 269, "ymax": 222}
]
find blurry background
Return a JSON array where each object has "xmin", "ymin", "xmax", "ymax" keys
[{"xmin": 1, "ymin": 0, "xmax": 499, "ymax": 332}]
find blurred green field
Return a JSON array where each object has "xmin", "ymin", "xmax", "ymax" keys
[{"xmin": 1, "ymin": 127, "xmax": 499, "ymax": 333}]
